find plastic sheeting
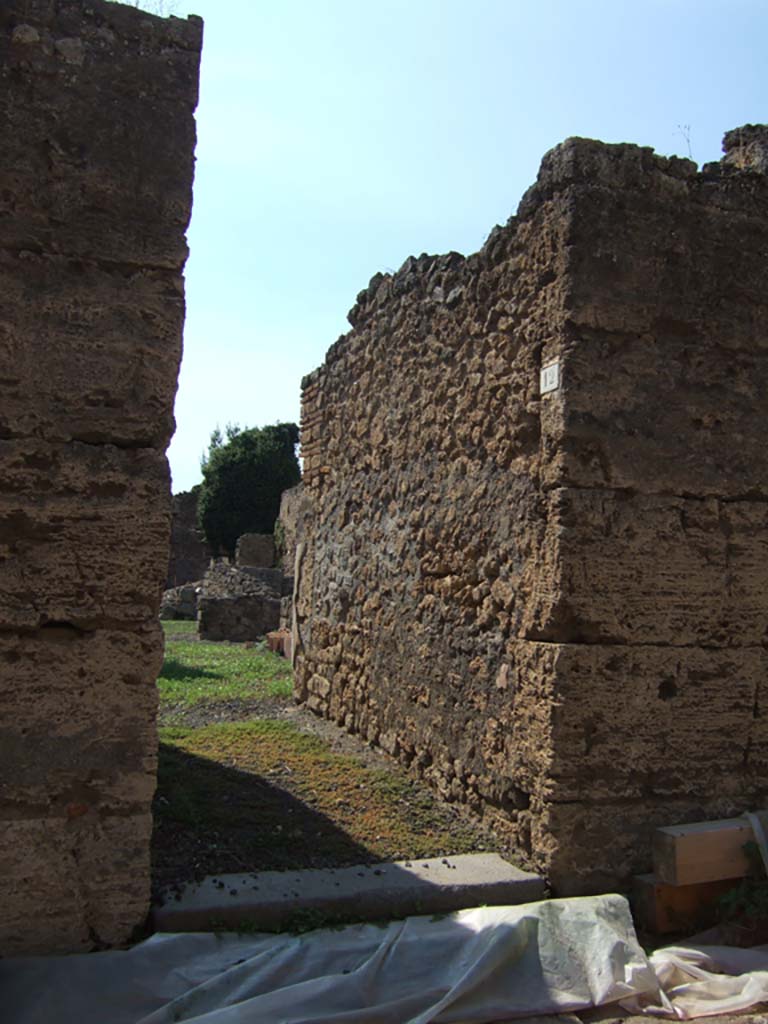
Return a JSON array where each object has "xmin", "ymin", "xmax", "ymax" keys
[
  {"xmin": 1, "ymin": 896, "xmax": 653, "ymax": 1024},
  {"xmin": 2, "ymin": 895, "xmax": 768, "ymax": 1024},
  {"xmin": 621, "ymin": 944, "xmax": 768, "ymax": 1019}
]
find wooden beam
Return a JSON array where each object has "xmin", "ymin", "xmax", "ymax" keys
[{"xmin": 653, "ymin": 817, "xmax": 756, "ymax": 886}]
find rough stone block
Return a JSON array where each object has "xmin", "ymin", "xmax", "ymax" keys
[
  {"xmin": 536, "ymin": 144, "xmax": 768, "ymax": 497},
  {"xmin": 0, "ymin": 627, "xmax": 160, "ymax": 810},
  {"xmin": 541, "ymin": 797, "xmax": 759, "ymax": 896},
  {"xmin": 546, "ymin": 643, "xmax": 766, "ymax": 802},
  {"xmin": 0, "ymin": 3, "xmax": 201, "ymax": 267},
  {"xmin": 235, "ymin": 533, "xmax": 275, "ymax": 568},
  {"xmin": 0, "ymin": 440, "xmax": 171, "ymax": 629},
  {"xmin": 153, "ymin": 855, "xmax": 546, "ymax": 933},
  {"xmin": 198, "ymin": 595, "xmax": 281, "ymax": 642},
  {"xmin": 0, "ymin": 252, "xmax": 184, "ymax": 447},
  {"xmin": 537, "ymin": 489, "xmax": 768, "ymax": 647},
  {"xmin": 160, "ymin": 583, "xmax": 199, "ymax": 620},
  {"xmin": 0, "ymin": 0, "xmax": 200, "ymax": 956},
  {"xmin": 0, "ymin": 812, "xmax": 153, "ymax": 955},
  {"xmin": 167, "ymin": 487, "xmax": 210, "ymax": 588},
  {"xmin": 277, "ymin": 483, "xmax": 310, "ymax": 573}
]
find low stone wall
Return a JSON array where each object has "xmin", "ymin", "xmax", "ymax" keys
[
  {"xmin": 160, "ymin": 583, "xmax": 200, "ymax": 621},
  {"xmin": 198, "ymin": 563, "xmax": 286, "ymax": 642},
  {"xmin": 296, "ymin": 126, "xmax": 768, "ymax": 894},
  {"xmin": 0, "ymin": 0, "xmax": 201, "ymax": 954}
]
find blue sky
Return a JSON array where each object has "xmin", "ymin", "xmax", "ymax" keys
[{"xmin": 162, "ymin": 0, "xmax": 767, "ymax": 492}]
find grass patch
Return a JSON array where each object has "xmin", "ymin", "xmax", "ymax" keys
[
  {"xmin": 162, "ymin": 619, "xmax": 197, "ymax": 636},
  {"xmin": 153, "ymin": 627, "xmax": 497, "ymax": 899},
  {"xmin": 157, "ymin": 639, "xmax": 293, "ymax": 707},
  {"xmin": 153, "ymin": 719, "xmax": 493, "ymax": 892}
]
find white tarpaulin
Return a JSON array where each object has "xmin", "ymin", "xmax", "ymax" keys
[
  {"xmin": 2, "ymin": 895, "xmax": 768, "ymax": 1024},
  {"xmin": 621, "ymin": 944, "xmax": 768, "ymax": 1019}
]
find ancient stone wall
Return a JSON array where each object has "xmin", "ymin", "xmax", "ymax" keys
[
  {"xmin": 198, "ymin": 563, "xmax": 285, "ymax": 642},
  {"xmin": 277, "ymin": 482, "xmax": 310, "ymax": 574},
  {"xmin": 0, "ymin": 0, "xmax": 201, "ymax": 953},
  {"xmin": 236, "ymin": 532, "xmax": 276, "ymax": 569},
  {"xmin": 167, "ymin": 486, "xmax": 211, "ymax": 588},
  {"xmin": 297, "ymin": 126, "xmax": 768, "ymax": 894}
]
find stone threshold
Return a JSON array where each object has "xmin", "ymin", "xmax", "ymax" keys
[{"xmin": 152, "ymin": 852, "xmax": 546, "ymax": 933}]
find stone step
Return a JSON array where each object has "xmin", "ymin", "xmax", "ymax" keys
[{"xmin": 152, "ymin": 853, "xmax": 546, "ymax": 933}]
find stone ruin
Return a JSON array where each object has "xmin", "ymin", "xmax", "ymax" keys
[
  {"xmin": 162, "ymin": 525, "xmax": 295, "ymax": 641},
  {"xmin": 163, "ymin": 491, "xmax": 299, "ymax": 640},
  {"xmin": 2, "ymin": 0, "xmax": 764, "ymax": 951},
  {"xmin": 197, "ymin": 535, "xmax": 290, "ymax": 642},
  {"xmin": 161, "ymin": 479, "xmax": 305, "ymax": 641},
  {"xmin": 236, "ymin": 531, "xmax": 276, "ymax": 569},
  {"xmin": 296, "ymin": 126, "xmax": 768, "ymax": 895},
  {"xmin": 0, "ymin": 0, "xmax": 201, "ymax": 954},
  {"xmin": 166, "ymin": 486, "xmax": 211, "ymax": 588},
  {"xmin": 277, "ymin": 482, "xmax": 310, "ymax": 575},
  {"xmin": 159, "ymin": 581, "xmax": 199, "ymax": 621}
]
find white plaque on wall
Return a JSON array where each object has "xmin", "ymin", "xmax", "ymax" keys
[{"xmin": 540, "ymin": 361, "xmax": 561, "ymax": 395}]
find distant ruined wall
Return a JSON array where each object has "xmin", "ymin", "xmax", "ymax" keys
[
  {"xmin": 167, "ymin": 486, "xmax": 211, "ymax": 587},
  {"xmin": 0, "ymin": 0, "xmax": 201, "ymax": 953},
  {"xmin": 235, "ymin": 533, "xmax": 276, "ymax": 569},
  {"xmin": 297, "ymin": 127, "xmax": 768, "ymax": 894},
  {"xmin": 277, "ymin": 482, "xmax": 309, "ymax": 574}
]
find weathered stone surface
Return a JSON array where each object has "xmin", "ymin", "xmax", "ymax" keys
[
  {"xmin": 297, "ymin": 126, "xmax": 768, "ymax": 894},
  {"xmin": 198, "ymin": 596, "xmax": 281, "ymax": 642},
  {"xmin": 0, "ymin": 440, "xmax": 172, "ymax": 630},
  {"xmin": 722, "ymin": 123, "xmax": 768, "ymax": 174},
  {"xmin": 277, "ymin": 483, "xmax": 311, "ymax": 574},
  {"xmin": 546, "ymin": 643, "xmax": 766, "ymax": 803},
  {"xmin": 541, "ymin": 797, "xmax": 759, "ymax": 897},
  {"xmin": 0, "ymin": 0, "xmax": 200, "ymax": 955},
  {"xmin": 0, "ymin": 252, "xmax": 185, "ymax": 446},
  {"xmin": 198, "ymin": 563, "xmax": 282, "ymax": 642},
  {"xmin": 167, "ymin": 487, "xmax": 210, "ymax": 588},
  {"xmin": 0, "ymin": 2, "xmax": 200, "ymax": 268},
  {"xmin": 235, "ymin": 533, "xmax": 275, "ymax": 568},
  {"xmin": 160, "ymin": 582, "xmax": 200, "ymax": 620},
  {"xmin": 1, "ymin": 813, "xmax": 153, "ymax": 955},
  {"xmin": 0, "ymin": 628, "xmax": 160, "ymax": 809},
  {"xmin": 279, "ymin": 593, "xmax": 293, "ymax": 631},
  {"xmin": 534, "ymin": 489, "xmax": 768, "ymax": 647},
  {"xmin": 532, "ymin": 138, "xmax": 768, "ymax": 498},
  {"xmin": 153, "ymin": 855, "xmax": 546, "ymax": 933}
]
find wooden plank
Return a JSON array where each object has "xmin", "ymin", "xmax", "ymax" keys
[
  {"xmin": 632, "ymin": 873, "xmax": 740, "ymax": 934},
  {"xmin": 653, "ymin": 816, "xmax": 755, "ymax": 885}
]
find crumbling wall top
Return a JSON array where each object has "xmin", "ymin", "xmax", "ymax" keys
[
  {"xmin": 721, "ymin": 123, "xmax": 768, "ymax": 174},
  {"xmin": 306, "ymin": 125, "xmax": 768, "ymax": 397}
]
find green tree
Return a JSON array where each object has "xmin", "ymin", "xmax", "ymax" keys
[{"xmin": 197, "ymin": 422, "xmax": 300, "ymax": 557}]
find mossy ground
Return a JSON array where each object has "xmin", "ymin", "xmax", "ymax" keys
[
  {"xmin": 153, "ymin": 623, "xmax": 497, "ymax": 898},
  {"xmin": 161, "ymin": 619, "xmax": 198, "ymax": 637},
  {"xmin": 159, "ymin": 631, "xmax": 292, "ymax": 709}
]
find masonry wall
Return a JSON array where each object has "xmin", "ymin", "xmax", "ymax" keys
[
  {"xmin": 0, "ymin": 0, "xmax": 201, "ymax": 953},
  {"xmin": 167, "ymin": 486, "xmax": 210, "ymax": 588},
  {"xmin": 297, "ymin": 127, "xmax": 768, "ymax": 894},
  {"xmin": 277, "ymin": 482, "xmax": 309, "ymax": 574}
]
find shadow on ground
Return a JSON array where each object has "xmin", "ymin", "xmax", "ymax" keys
[
  {"xmin": 152, "ymin": 742, "xmax": 379, "ymax": 900},
  {"xmin": 160, "ymin": 657, "xmax": 222, "ymax": 681}
]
